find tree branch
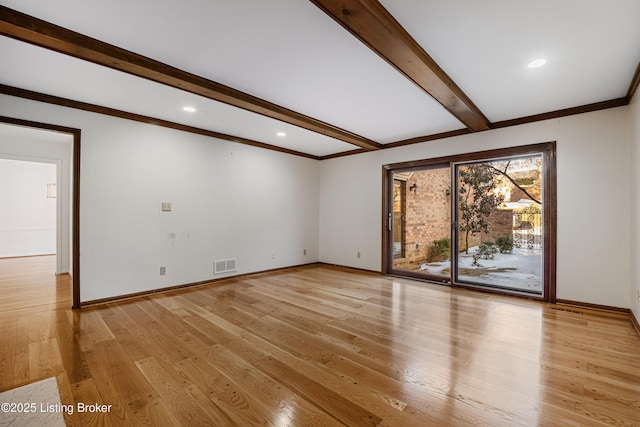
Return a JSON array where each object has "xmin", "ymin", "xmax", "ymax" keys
[{"xmin": 488, "ymin": 165, "xmax": 542, "ymax": 205}]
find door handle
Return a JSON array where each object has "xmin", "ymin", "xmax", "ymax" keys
[{"xmin": 388, "ymin": 212, "xmax": 393, "ymax": 231}]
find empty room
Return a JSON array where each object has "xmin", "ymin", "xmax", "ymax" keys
[{"xmin": 1, "ymin": 1, "xmax": 640, "ymax": 426}]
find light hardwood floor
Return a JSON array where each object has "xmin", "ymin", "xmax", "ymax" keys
[{"xmin": 1, "ymin": 258, "xmax": 639, "ymax": 426}]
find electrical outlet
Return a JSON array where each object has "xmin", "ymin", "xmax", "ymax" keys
[
  {"xmin": 161, "ymin": 202, "xmax": 172, "ymax": 212},
  {"xmin": 303, "ymin": 249, "xmax": 307, "ymax": 256},
  {"xmin": 160, "ymin": 266, "xmax": 166, "ymax": 275},
  {"xmin": 637, "ymin": 289, "xmax": 640, "ymax": 303},
  {"xmin": 271, "ymin": 252, "xmax": 276, "ymax": 260},
  {"xmin": 357, "ymin": 251, "xmax": 361, "ymax": 259}
]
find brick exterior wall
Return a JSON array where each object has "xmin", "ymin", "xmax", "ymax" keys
[
  {"xmin": 487, "ymin": 209, "xmax": 514, "ymax": 240},
  {"xmin": 394, "ymin": 167, "xmax": 515, "ymax": 270},
  {"xmin": 394, "ymin": 168, "xmax": 451, "ymax": 270},
  {"xmin": 457, "ymin": 208, "xmax": 513, "ymax": 253}
]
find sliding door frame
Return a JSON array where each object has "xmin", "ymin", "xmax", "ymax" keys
[
  {"xmin": 383, "ymin": 161, "xmax": 452, "ymax": 283},
  {"xmin": 382, "ymin": 142, "xmax": 556, "ymax": 302}
]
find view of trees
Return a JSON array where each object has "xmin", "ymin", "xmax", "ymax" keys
[
  {"xmin": 457, "ymin": 158, "xmax": 542, "ymax": 253},
  {"xmin": 457, "ymin": 164, "xmax": 504, "ymax": 254}
]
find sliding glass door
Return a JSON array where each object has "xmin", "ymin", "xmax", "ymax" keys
[
  {"xmin": 388, "ymin": 166, "xmax": 451, "ymax": 283},
  {"xmin": 454, "ymin": 155, "xmax": 544, "ymax": 296},
  {"xmin": 383, "ymin": 143, "xmax": 556, "ymax": 301}
]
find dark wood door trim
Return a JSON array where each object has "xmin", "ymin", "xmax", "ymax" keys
[
  {"xmin": 0, "ymin": 115, "xmax": 81, "ymax": 309},
  {"xmin": 382, "ymin": 142, "xmax": 557, "ymax": 303},
  {"xmin": 310, "ymin": 0, "xmax": 490, "ymax": 132},
  {"xmin": 450, "ymin": 143, "xmax": 556, "ymax": 302},
  {"xmin": 0, "ymin": 6, "xmax": 381, "ymax": 151},
  {"xmin": 382, "ymin": 160, "xmax": 452, "ymax": 283}
]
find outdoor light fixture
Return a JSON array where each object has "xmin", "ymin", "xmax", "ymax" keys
[{"xmin": 409, "ymin": 183, "xmax": 418, "ymax": 193}]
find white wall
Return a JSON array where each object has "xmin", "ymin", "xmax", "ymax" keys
[
  {"xmin": 630, "ymin": 92, "xmax": 640, "ymax": 320},
  {"xmin": 1, "ymin": 93, "xmax": 633, "ymax": 309},
  {"xmin": 0, "ymin": 124, "xmax": 72, "ymax": 274},
  {"xmin": 0, "ymin": 94, "xmax": 319, "ymax": 302},
  {"xmin": 320, "ymin": 107, "xmax": 631, "ymax": 309},
  {"xmin": 0, "ymin": 159, "xmax": 56, "ymax": 257}
]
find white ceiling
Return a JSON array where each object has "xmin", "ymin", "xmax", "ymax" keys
[
  {"xmin": 1, "ymin": 0, "xmax": 639, "ymax": 157},
  {"xmin": 380, "ymin": 0, "xmax": 640, "ymax": 122}
]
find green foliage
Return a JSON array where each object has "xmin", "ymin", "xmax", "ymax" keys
[
  {"xmin": 472, "ymin": 241, "xmax": 498, "ymax": 266},
  {"xmin": 458, "ymin": 164, "xmax": 504, "ymax": 253},
  {"xmin": 426, "ymin": 237, "xmax": 450, "ymax": 262},
  {"xmin": 495, "ymin": 237, "xmax": 514, "ymax": 254},
  {"xmin": 520, "ymin": 205, "xmax": 542, "ymax": 214},
  {"xmin": 514, "ymin": 177, "xmax": 535, "ymax": 186}
]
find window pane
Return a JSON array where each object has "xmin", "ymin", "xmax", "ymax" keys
[
  {"xmin": 392, "ymin": 168, "xmax": 450, "ymax": 281},
  {"xmin": 455, "ymin": 155, "xmax": 543, "ymax": 295}
]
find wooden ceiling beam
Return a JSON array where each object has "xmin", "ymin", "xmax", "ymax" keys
[
  {"xmin": 0, "ymin": 6, "xmax": 381, "ymax": 151},
  {"xmin": 310, "ymin": 0, "xmax": 490, "ymax": 132},
  {"xmin": 627, "ymin": 61, "xmax": 640, "ymax": 102}
]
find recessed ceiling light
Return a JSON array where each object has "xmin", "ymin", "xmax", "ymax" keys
[
  {"xmin": 527, "ymin": 59, "xmax": 546, "ymax": 69},
  {"xmin": 183, "ymin": 106, "xmax": 196, "ymax": 112},
  {"xmin": 276, "ymin": 132, "xmax": 287, "ymax": 137}
]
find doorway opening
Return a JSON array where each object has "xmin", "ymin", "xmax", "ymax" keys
[
  {"xmin": 0, "ymin": 117, "xmax": 81, "ymax": 308},
  {"xmin": 382, "ymin": 142, "xmax": 556, "ymax": 302},
  {"xmin": 0, "ymin": 159, "xmax": 57, "ymax": 259}
]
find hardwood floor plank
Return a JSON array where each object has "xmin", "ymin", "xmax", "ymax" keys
[
  {"xmin": 229, "ymin": 304, "xmax": 530, "ymax": 425},
  {"xmin": 137, "ymin": 298, "xmax": 218, "ymax": 348},
  {"xmin": 184, "ymin": 382, "xmax": 239, "ymax": 427},
  {"xmin": 110, "ymin": 302, "xmax": 195, "ymax": 364},
  {"xmin": 98, "ymin": 305, "xmax": 157, "ymax": 363},
  {"xmin": 537, "ymin": 402, "xmax": 605, "ymax": 427},
  {"xmin": 12, "ymin": 317, "xmax": 30, "ymax": 385},
  {"xmin": 135, "ymin": 356, "xmax": 221, "ymax": 427},
  {"xmin": 57, "ymin": 372, "xmax": 83, "ymax": 427},
  {"xmin": 182, "ymin": 306, "xmax": 435, "ymax": 425},
  {"xmin": 53, "ymin": 309, "xmax": 92, "ymax": 385},
  {"xmin": 0, "ymin": 256, "xmax": 71, "ymax": 313},
  {"xmin": 74, "ymin": 309, "xmax": 116, "ymax": 350},
  {"xmin": 253, "ymin": 355, "xmax": 381, "ymax": 427},
  {"xmin": 0, "ymin": 318, "xmax": 17, "ymax": 388},
  {"xmin": 145, "ymin": 397, "xmax": 184, "ymax": 427},
  {"xmin": 28, "ymin": 338, "xmax": 63, "ymax": 381},
  {"xmin": 196, "ymin": 343, "xmax": 347, "ymax": 427},
  {"xmin": 1, "ymin": 259, "xmax": 640, "ymax": 425},
  {"xmin": 177, "ymin": 356, "xmax": 272, "ymax": 426},
  {"xmin": 205, "ymin": 296, "xmax": 476, "ymax": 424},
  {"xmin": 71, "ymin": 378, "xmax": 112, "ymax": 427},
  {"xmin": 27, "ymin": 311, "xmax": 55, "ymax": 343},
  {"xmin": 82, "ymin": 339, "xmax": 157, "ymax": 426}
]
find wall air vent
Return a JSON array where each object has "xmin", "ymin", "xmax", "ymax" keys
[{"xmin": 214, "ymin": 258, "xmax": 237, "ymax": 274}]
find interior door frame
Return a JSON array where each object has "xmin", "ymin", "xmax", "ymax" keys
[
  {"xmin": 382, "ymin": 142, "xmax": 556, "ymax": 302},
  {"xmin": 1, "ymin": 116, "xmax": 81, "ymax": 309}
]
